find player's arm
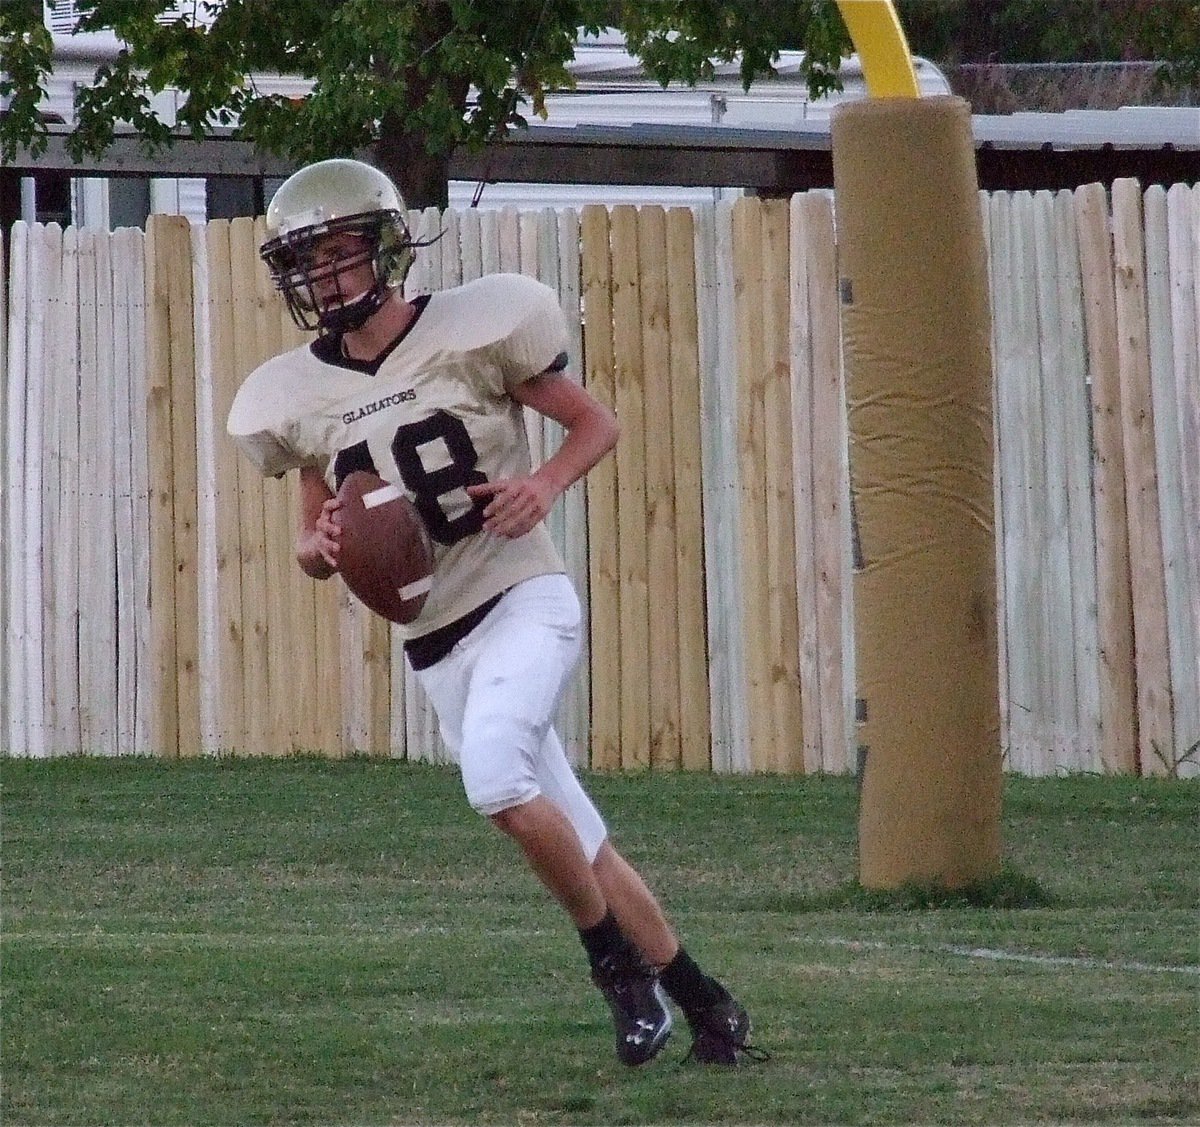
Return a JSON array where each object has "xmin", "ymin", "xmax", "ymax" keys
[
  {"xmin": 466, "ymin": 369, "xmax": 619, "ymax": 539},
  {"xmin": 296, "ymin": 464, "xmax": 343, "ymax": 579}
]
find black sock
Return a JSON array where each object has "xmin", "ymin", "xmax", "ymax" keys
[
  {"xmin": 660, "ymin": 947, "xmax": 725, "ymax": 1016},
  {"xmin": 578, "ymin": 909, "xmax": 626, "ymax": 967}
]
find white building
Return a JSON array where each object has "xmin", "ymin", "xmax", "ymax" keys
[
  {"xmin": 451, "ymin": 27, "xmax": 951, "ymax": 210},
  {"xmin": 7, "ymin": 7, "xmax": 952, "ymax": 225}
]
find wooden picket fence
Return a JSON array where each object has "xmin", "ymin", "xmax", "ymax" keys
[{"xmin": 2, "ymin": 181, "xmax": 1197, "ymax": 775}]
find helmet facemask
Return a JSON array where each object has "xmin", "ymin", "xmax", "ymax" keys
[{"xmin": 261, "ymin": 210, "xmax": 416, "ymax": 335}]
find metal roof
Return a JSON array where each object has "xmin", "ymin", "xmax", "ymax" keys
[{"xmin": 973, "ymin": 106, "xmax": 1199, "ymax": 149}]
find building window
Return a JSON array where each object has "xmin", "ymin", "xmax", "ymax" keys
[{"xmin": 31, "ymin": 171, "xmax": 72, "ymax": 226}]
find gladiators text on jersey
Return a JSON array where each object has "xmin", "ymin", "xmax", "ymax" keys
[{"xmin": 341, "ymin": 388, "xmax": 417, "ymax": 425}]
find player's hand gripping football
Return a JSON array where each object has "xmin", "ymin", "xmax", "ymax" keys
[
  {"xmin": 466, "ymin": 474, "xmax": 556, "ymax": 539},
  {"xmin": 297, "ymin": 495, "xmax": 343, "ymax": 578}
]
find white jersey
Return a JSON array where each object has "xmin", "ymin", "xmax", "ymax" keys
[{"xmin": 227, "ymin": 272, "xmax": 568, "ymax": 639}]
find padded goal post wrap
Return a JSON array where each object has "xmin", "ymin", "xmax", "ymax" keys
[{"xmin": 832, "ymin": 96, "xmax": 1003, "ymax": 889}]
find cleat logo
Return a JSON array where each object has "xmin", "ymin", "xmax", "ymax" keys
[{"xmin": 627, "ymin": 1019, "xmax": 657, "ymax": 1046}]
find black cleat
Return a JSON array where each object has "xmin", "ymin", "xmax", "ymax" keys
[
  {"xmin": 591, "ymin": 947, "xmax": 673, "ymax": 1066},
  {"xmin": 683, "ymin": 986, "xmax": 769, "ymax": 1065}
]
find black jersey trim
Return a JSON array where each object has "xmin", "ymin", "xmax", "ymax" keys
[
  {"xmin": 311, "ymin": 293, "xmax": 433, "ymax": 375},
  {"xmin": 404, "ymin": 591, "xmax": 506, "ymax": 671}
]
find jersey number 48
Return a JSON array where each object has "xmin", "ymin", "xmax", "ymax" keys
[{"xmin": 333, "ymin": 410, "xmax": 486, "ymax": 546}]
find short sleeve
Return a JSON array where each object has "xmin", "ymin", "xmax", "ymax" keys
[
  {"xmin": 227, "ymin": 366, "xmax": 305, "ymax": 479},
  {"xmin": 227, "ymin": 427, "xmax": 299, "ymax": 479},
  {"xmin": 494, "ymin": 275, "xmax": 571, "ymax": 389}
]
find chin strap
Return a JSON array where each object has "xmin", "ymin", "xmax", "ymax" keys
[{"xmin": 316, "ymin": 279, "xmax": 392, "ymax": 335}]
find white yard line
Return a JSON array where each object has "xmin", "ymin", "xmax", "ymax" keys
[
  {"xmin": 821, "ymin": 936, "xmax": 1200, "ymax": 975},
  {"xmin": 9, "ymin": 928, "xmax": 1198, "ymax": 976}
]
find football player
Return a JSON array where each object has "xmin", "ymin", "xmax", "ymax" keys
[{"xmin": 228, "ymin": 158, "xmax": 760, "ymax": 1066}]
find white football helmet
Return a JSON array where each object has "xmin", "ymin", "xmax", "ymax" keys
[{"xmin": 260, "ymin": 158, "xmax": 422, "ymax": 334}]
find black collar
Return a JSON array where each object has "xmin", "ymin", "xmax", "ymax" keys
[{"xmin": 310, "ymin": 293, "xmax": 433, "ymax": 376}]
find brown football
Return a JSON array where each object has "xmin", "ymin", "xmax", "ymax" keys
[{"xmin": 335, "ymin": 471, "xmax": 434, "ymax": 625}]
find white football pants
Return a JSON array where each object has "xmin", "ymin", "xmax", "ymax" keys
[{"xmin": 413, "ymin": 572, "xmax": 609, "ymax": 861}]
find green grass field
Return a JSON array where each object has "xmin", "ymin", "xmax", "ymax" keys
[{"xmin": 2, "ymin": 757, "xmax": 1197, "ymax": 1126}]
